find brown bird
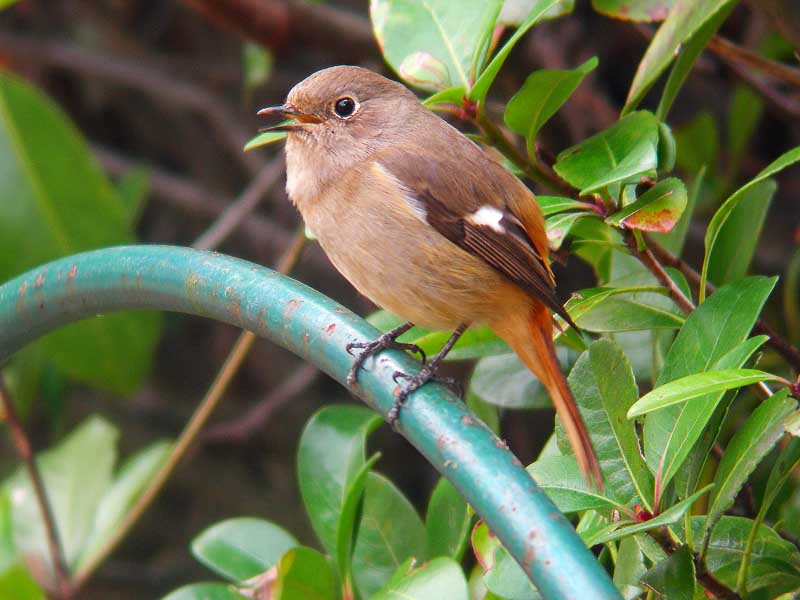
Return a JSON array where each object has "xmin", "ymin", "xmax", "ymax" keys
[{"xmin": 259, "ymin": 66, "xmax": 601, "ymax": 487}]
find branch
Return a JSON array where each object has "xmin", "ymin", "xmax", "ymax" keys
[
  {"xmin": 707, "ymin": 35, "xmax": 800, "ymax": 88},
  {"xmin": 0, "ymin": 377, "xmax": 71, "ymax": 598},
  {"xmin": 0, "ymin": 32, "xmax": 263, "ymax": 177}
]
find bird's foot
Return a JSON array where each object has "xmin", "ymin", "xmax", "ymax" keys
[
  {"xmin": 346, "ymin": 330, "xmax": 425, "ymax": 387},
  {"xmin": 388, "ymin": 367, "xmax": 463, "ymax": 426}
]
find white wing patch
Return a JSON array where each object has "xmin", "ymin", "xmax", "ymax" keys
[{"xmin": 467, "ymin": 206, "xmax": 505, "ymax": 233}]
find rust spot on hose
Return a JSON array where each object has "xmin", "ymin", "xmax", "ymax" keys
[
  {"xmin": 16, "ymin": 281, "xmax": 28, "ymax": 315},
  {"xmin": 324, "ymin": 323, "xmax": 336, "ymax": 335}
]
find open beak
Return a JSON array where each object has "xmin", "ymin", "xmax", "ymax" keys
[{"xmin": 257, "ymin": 104, "xmax": 323, "ymax": 132}]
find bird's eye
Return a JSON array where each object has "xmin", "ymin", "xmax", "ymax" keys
[{"xmin": 333, "ymin": 97, "xmax": 357, "ymax": 119}]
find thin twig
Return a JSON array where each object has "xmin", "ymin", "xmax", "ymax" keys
[
  {"xmin": 193, "ymin": 155, "xmax": 285, "ymax": 251},
  {"xmin": 0, "ymin": 32, "xmax": 263, "ymax": 176},
  {"xmin": 624, "ymin": 231, "xmax": 695, "ymax": 314},
  {"xmin": 707, "ymin": 35, "xmax": 800, "ymax": 88},
  {"xmin": 0, "ymin": 377, "xmax": 71, "ymax": 599},
  {"xmin": 647, "ymin": 237, "xmax": 800, "ymax": 370},
  {"xmin": 200, "ymin": 363, "xmax": 319, "ymax": 445},
  {"xmin": 71, "ymin": 228, "xmax": 307, "ymax": 593}
]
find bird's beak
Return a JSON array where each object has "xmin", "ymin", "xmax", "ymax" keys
[{"xmin": 257, "ymin": 104, "xmax": 323, "ymax": 132}]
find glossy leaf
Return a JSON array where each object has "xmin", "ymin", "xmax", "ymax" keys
[
  {"xmin": 372, "ymin": 556, "xmax": 468, "ymax": 600},
  {"xmin": 700, "ymin": 147, "xmax": 800, "ymax": 300},
  {"xmin": 483, "ymin": 544, "xmax": 540, "ymax": 600},
  {"xmin": 243, "ymin": 129, "xmax": 287, "ymax": 152},
  {"xmin": 527, "ymin": 455, "xmax": 628, "ymax": 514},
  {"xmin": 190, "ymin": 518, "xmax": 298, "ymax": 583},
  {"xmin": 738, "ymin": 436, "xmax": 800, "ymax": 593},
  {"xmin": 535, "ymin": 196, "xmax": 593, "ymax": 216},
  {"xmin": 3, "ymin": 416, "xmax": 117, "ymax": 571},
  {"xmin": 683, "ymin": 516, "xmax": 800, "ymax": 593},
  {"xmin": 470, "ymin": 350, "xmax": 570, "ymax": 409},
  {"xmin": 162, "ymin": 583, "xmax": 246, "ymax": 600},
  {"xmin": 297, "ymin": 405, "xmax": 382, "ymax": 583},
  {"xmin": 271, "ymin": 546, "xmax": 336, "ymax": 600},
  {"xmin": 672, "ymin": 335, "xmax": 769, "ymax": 501},
  {"xmin": 570, "ymin": 218, "xmax": 624, "ymax": 283},
  {"xmin": 582, "ymin": 484, "xmax": 712, "ymax": 547},
  {"xmin": 625, "ymin": 0, "xmax": 737, "ymax": 112},
  {"xmin": 655, "ymin": 2, "xmax": 734, "ymax": 120},
  {"xmin": 561, "ymin": 339, "xmax": 654, "ymax": 508},
  {"xmin": 566, "ymin": 285, "xmax": 683, "ymax": 333},
  {"xmin": 470, "ymin": 0, "xmax": 565, "ymax": 102},
  {"xmin": 545, "ymin": 211, "xmax": 593, "ymax": 249},
  {"xmin": 466, "ymin": 390, "xmax": 500, "ymax": 434},
  {"xmin": 640, "ymin": 545, "xmax": 694, "ymax": 600},
  {"xmin": 651, "ymin": 166, "xmax": 702, "ymax": 255},
  {"xmin": 352, "ymin": 472, "xmax": 426, "ymax": 598},
  {"xmin": 0, "ymin": 73, "xmax": 160, "ymax": 393},
  {"xmin": 503, "ymin": 57, "xmax": 598, "ymax": 156},
  {"xmin": 628, "ymin": 369, "xmax": 782, "ymax": 417},
  {"xmin": 702, "ymin": 389, "xmax": 796, "ymax": 552},
  {"xmin": 371, "ymin": 0, "xmax": 503, "ymax": 91},
  {"xmin": 115, "ymin": 166, "xmax": 150, "ymax": 226},
  {"xmin": 411, "ymin": 327, "xmax": 508, "ymax": 361},
  {"xmin": 0, "ymin": 562, "xmax": 45, "ymax": 600},
  {"xmin": 498, "ymin": 0, "xmax": 574, "ymax": 25},
  {"xmin": 707, "ymin": 179, "xmax": 775, "ymax": 286},
  {"xmin": 643, "ymin": 277, "xmax": 776, "ymax": 493},
  {"xmin": 592, "ymin": 0, "xmax": 674, "ymax": 21},
  {"xmin": 425, "ymin": 478, "xmax": 471, "ymax": 560},
  {"xmin": 613, "ymin": 537, "xmax": 646, "ymax": 600},
  {"xmin": 553, "ymin": 111, "xmax": 659, "ymax": 195},
  {"xmin": 606, "ymin": 178, "xmax": 687, "ymax": 233},
  {"xmin": 727, "ymin": 85, "xmax": 764, "ymax": 180},
  {"xmin": 78, "ymin": 440, "xmax": 171, "ymax": 569}
]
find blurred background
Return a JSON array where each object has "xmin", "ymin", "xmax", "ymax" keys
[{"xmin": 0, "ymin": 1, "xmax": 798, "ymax": 598}]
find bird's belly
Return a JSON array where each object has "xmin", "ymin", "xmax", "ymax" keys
[{"xmin": 310, "ymin": 207, "xmax": 505, "ymax": 331}]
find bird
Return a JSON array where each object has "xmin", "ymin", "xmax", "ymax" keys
[{"xmin": 258, "ymin": 65, "xmax": 602, "ymax": 488}]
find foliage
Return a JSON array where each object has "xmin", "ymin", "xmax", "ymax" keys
[{"xmin": 2, "ymin": 0, "xmax": 800, "ymax": 599}]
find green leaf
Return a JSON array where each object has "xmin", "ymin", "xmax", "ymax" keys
[
  {"xmin": 553, "ymin": 111, "xmax": 659, "ymax": 195},
  {"xmin": 371, "ymin": 0, "xmax": 503, "ymax": 91},
  {"xmin": 527, "ymin": 455, "xmax": 628, "ymax": 514},
  {"xmin": 702, "ymin": 389, "xmax": 797, "ymax": 553},
  {"xmin": 242, "ymin": 42, "xmax": 272, "ymax": 98},
  {"xmin": 536, "ymin": 196, "xmax": 593, "ymax": 216},
  {"xmin": 683, "ymin": 516, "xmax": 800, "ymax": 593},
  {"xmin": 592, "ymin": 0, "xmax": 674, "ymax": 21},
  {"xmin": 629, "ymin": 369, "xmax": 782, "ymax": 417},
  {"xmin": 651, "ymin": 166, "xmax": 702, "ymax": 255},
  {"xmin": 498, "ymin": 0, "xmax": 574, "ymax": 25},
  {"xmin": 614, "ymin": 536, "xmax": 646, "ymax": 600},
  {"xmin": 470, "ymin": 351, "xmax": 565, "ymax": 409},
  {"xmin": 423, "ymin": 86, "xmax": 467, "ymax": 106},
  {"xmin": 640, "ymin": 545, "xmax": 694, "ymax": 600},
  {"xmin": 707, "ymin": 179, "xmax": 775, "ymax": 287},
  {"xmin": 738, "ymin": 436, "xmax": 800, "ymax": 593},
  {"xmin": 606, "ymin": 178, "xmax": 687, "ymax": 233},
  {"xmin": 466, "ymin": 389, "xmax": 500, "ymax": 433},
  {"xmin": 624, "ymin": 0, "xmax": 737, "ymax": 112},
  {"xmin": 700, "ymin": 147, "xmax": 800, "ymax": 300},
  {"xmin": 78, "ymin": 440, "xmax": 171, "ymax": 569},
  {"xmin": 243, "ymin": 129, "xmax": 287, "ymax": 152},
  {"xmin": 297, "ymin": 405, "xmax": 382, "ymax": 584},
  {"xmin": 570, "ymin": 292, "xmax": 684, "ymax": 333},
  {"xmin": 114, "ymin": 166, "xmax": 150, "ymax": 227},
  {"xmin": 411, "ymin": 327, "xmax": 509, "ymax": 361},
  {"xmin": 562, "ymin": 339, "xmax": 654, "ymax": 509},
  {"xmin": 190, "ymin": 518, "xmax": 298, "ymax": 583},
  {"xmin": 470, "ymin": 0, "xmax": 565, "ymax": 103},
  {"xmin": 727, "ymin": 84, "xmax": 764, "ymax": 180},
  {"xmin": 3, "ymin": 416, "xmax": 117, "ymax": 571},
  {"xmin": 0, "ymin": 0, "xmax": 21, "ymax": 12},
  {"xmin": 570, "ymin": 219, "xmax": 624, "ymax": 283},
  {"xmin": 0, "ymin": 562, "xmax": 45, "ymax": 600},
  {"xmin": 162, "ymin": 583, "xmax": 247, "ymax": 600},
  {"xmin": 483, "ymin": 544, "xmax": 540, "ymax": 600},
  {"xmin": 425, "ymin": 478, "xmax": 471, "ymax": 560},
  {"xmin": 582, "ymin": 484, "xmax": 712, "ymax": 546},
  {"xmin": 271, "ymin": 547, "xmax": 336, "ymax": 600},
  {"xmin": 372, "ymin": 557, "xmax": 468, "ymax": 600},
  {"xmin": 0, "ymin": 73, "xmax": 161, "ymax": 394},
  {"xmin": 353, "ymin": 472, "xmax": 426, "ymax": 598},
  {"xmin": 545, "ymin": 211, "xmax": 593, "ymax": 249},
  {"xmin": 674, "ymin": 112, "xmax": 719, "ymax": 180},
  {"xmin": 655, "ymin": 2, "xmax": 734, "ymax": 121},
  {"xmin": 672, "ymin": 335, "xmax": 769, "ymax": 501},
  {"xmin": 503, "ymin": 57, "xmax": 598, "ymax": 156},
  {"xmin": 643, "ymin": 276, "xmax": 776, "ymax": 494}
]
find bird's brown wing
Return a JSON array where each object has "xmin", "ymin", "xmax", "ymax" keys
[{"xmin": 377, "ymin": 148, "xmax": 575, "ymax": 328}]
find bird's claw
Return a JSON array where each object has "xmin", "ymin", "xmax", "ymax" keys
[
  {"xmin": 345, "ymin": 334, "xmax": 426, "ymax": 388},
  {"xmin": 388, "ymin": 367, "xmax": 463, "ymax": 427}
]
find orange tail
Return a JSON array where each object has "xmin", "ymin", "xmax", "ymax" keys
[{"xmin": 493, "ymin": 301, "xmax": 603, "ymax": 490}]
